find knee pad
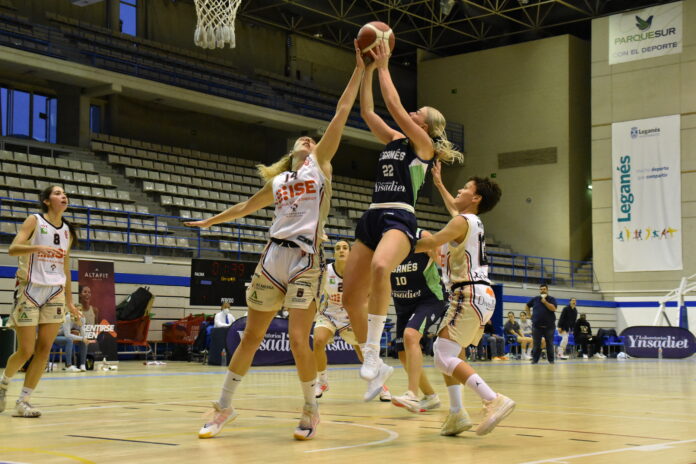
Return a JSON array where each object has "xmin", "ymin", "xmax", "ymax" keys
[{"xmin": 433, "ymin": 337, "xmax": 464, "ymax": 376}]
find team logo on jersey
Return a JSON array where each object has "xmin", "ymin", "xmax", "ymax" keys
[
  {"xmin": 40, "ymin": 227, "xmax": 48, "ymax": 234},
  {"xmin": 275, "ymin": 180, "xmax": 317, "ymax": 204},
  {"xmin": 296, "ymin": 288, "xmax": 304, "ymax": 298},
  {"xmin": 329, "ymin": 278, "xmax": 336, "ymax": 285},
  {"xmin": 18, "ymin": 311, "xmax": 30, "ymax": 321}
]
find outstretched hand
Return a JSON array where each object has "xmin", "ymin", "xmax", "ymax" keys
[
  {"xmin": 368, "ymin": 40, "xmax": 391, "ymax": 69},
  {"xmin": 184, "ymin": 219, "xmax": 212, "ymax": 229}
]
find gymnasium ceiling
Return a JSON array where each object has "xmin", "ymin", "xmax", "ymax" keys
[{"xmin": 236, "ymin": 0, "xmax": 677, "ymax": 64}]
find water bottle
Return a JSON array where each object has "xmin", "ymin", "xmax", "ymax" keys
[
  {"xmin": 221, "ymin": 348, "xmax": 227, "ymax": 366},
  {"xmin": 658, "ymin": 347, "xmax": 663, "ymax": 360}
]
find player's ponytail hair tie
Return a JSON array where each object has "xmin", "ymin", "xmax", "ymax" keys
[{"xmin": 432, "ymin": 135, "xmax": 444, "ymax": 145}]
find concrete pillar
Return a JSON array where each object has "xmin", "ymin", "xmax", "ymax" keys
[{"xmin": 52, "ymin": 84, "xmax": 90, "ymax": 148}]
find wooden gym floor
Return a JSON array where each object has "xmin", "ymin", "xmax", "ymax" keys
[{"xmin": 0, "ymin": 357, "xmax": 694, "ymax": 464}]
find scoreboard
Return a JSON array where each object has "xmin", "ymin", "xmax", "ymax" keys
[{"xmin": 189, "ymin": 259, "xmax": 255, "ymax": 306}]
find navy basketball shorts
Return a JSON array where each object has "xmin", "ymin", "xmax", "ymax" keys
[
  {"xmin": 354, "ymin": 208, "xmax": 418, "ymax": 251},
  {"xmin": 393, "ymin": 297, "xmax": 447, "ymax": 352}
]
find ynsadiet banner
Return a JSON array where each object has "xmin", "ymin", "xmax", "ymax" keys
[
  {"xmin": 612, "ymin": 115, "xmax": 681, "ymax": 272},
  {"xmin": 78, "ymin": 260, "xmax": 116, "ymax": 339},
  {"xmin": 620, "ymin": 326, "xmax": 696, "ymax": 359},
  {"xmin": 609, "ymin": 1, "xmax": 682, "ymax": 65}
]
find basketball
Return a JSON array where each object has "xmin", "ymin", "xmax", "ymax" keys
[{"xmin": 356, "ymin": 21, "xmax": 395, "ymax": 59}]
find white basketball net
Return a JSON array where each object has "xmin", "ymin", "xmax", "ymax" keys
[{"xmin": 193, "ymin": 0, "xmax": 243, "ymax": 49}]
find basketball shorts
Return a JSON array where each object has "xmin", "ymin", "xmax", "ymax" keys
[
  {"xmin": 438, "ymin": 284, "xmax": 496, "ymax": 347},
  {"xmin": 355, "ymin": 208, "xmax": 417, "ymax": 251},
  {"xmin": 394, "ymin": 297, "xmax": 446, "ymax": 351},
  {"xmin": 314, "ymin": 313, "xmax": 358, "ymax": 346},
  {"xmin": 9, "ymin": 280, "xmax": 65, "ymax": 327},
  {"xmin": 246, "ymin": 241, "xmax": 325, "ymax": 312}
]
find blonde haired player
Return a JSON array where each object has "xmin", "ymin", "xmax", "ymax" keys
[
  {"xmin": 0, "ymin": 185, "xmax": 80, "ymax": 417},
  {"xmin": 186, "ymin": 44, "xmax": 365, "ymax": 441},
  {"xmin": 313, "ymin": 240, "xmax": 390, "ymax": 401},
  {"xmin": 416, "ymin": 172, "xmax": 515, "ymax": 437}
]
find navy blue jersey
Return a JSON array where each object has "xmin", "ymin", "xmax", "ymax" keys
[
  {"xmin": 391, "ymin": 231, "xmax": 445, "ymax": 305},
  {"xmin": 372, "ymin": 138, "xmax": 432, "ymax": 207}
]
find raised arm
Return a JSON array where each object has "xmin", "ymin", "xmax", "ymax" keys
[
  {"xmin": 372, "ymin": 41, "xmax": 433, "ymax": 159},
  {"xmin": 314, "ymin": 41, "xmax": 365, "ymax": 173},
  {"xmin": 185, "ymin": 182, "xmax": 274, "ymax": 228},
  {"xmin": 360, "ymin": 62, "xmax": 402, "ymax": 145},
  {"xmin": 415, "ymin": 215, "xmax": 468, "ymax": 253},
  {"xmin": 431, "ymin": 160, "xmax": 458, "ymax": 217}
]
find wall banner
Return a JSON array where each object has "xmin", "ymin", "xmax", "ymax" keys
[
  {"xmin": 609, "ymin": 1, "xmax": 682, "ymax": 65},
  {"xmin": 78, "ymin": 260, "xmax": 116, "ymax": 339},
  {"xmin": 612, "ymin": 115, "xmax": 681, "ymax": 272}
]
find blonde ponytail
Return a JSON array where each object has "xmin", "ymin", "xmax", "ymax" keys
[
  {"xmin": 424, "ymin": 106, "xmax": 464, "ymax": 165},
  {"xmin": 256, "ymin": 153, "xmax": 293, "ymax": 183}
]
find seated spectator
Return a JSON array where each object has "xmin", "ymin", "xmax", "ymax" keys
[
  {"xmin": 214, "ymin": 302, "xmax": 235, "ymax": 328},
  {"xmin": 504, "ymin": 312, "xmax": 532, "ymax": 360},
  {"xmin": 518, "ymin": 311, "xmax": 542, "ymax": 358},
  {"xmin": 479, "ymin": 320, "xmax": 507, "ymax": 361},
  {"xmin": 573, "ymin": 314, "xmax": 606, "ymax": 359},
  {"xmin": 53, "ymin": 312, "xmax": 94, "ymax": 372}
]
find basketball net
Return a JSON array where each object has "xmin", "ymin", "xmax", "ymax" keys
[{"xmin": 193, "ymin": 0, "xmax": 243, "ymax": 49}]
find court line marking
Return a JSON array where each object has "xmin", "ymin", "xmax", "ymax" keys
[
  {"xmin": 0, "ymin": 447, "xmax": 96, "ymax": 464},
  {"xmin": 519, "ymin": 439, "xmax": 696, "ymax": 464},
  {"xmin": 66, "ymin": 434, "xmax": 178, "ymax": 446},
  {"xmin": 304, "ymin": 421, "xmax": 399, "ymax": 453}
]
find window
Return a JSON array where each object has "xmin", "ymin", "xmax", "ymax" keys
[
  {"xmin": 120, "ymin": 0, "xmax": 137, "ymax": 36},
  {"xmin": 90, "ymin": 104, "xmax": 102, "ymax": 133},
  {"xmin": 0, "ymin": 86, "xmax": 57, "ymax": 143}
]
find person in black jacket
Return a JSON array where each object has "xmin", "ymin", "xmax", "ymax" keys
[
  {"xmin": 524, "ymin": 284, "xmax": 557, "ymax": 364},
  {"xmin": 573, "ymin": 314, "xmax": 605, "ymax": 359},
  {"xmin": 557, "ymin": 298, "xmax": 578, "ymax": 360}
]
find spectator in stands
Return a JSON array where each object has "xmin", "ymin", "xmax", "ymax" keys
[
  {"xmin": 53, "ymin": 312, "xmax": 93, "ymax": 372},
  {"xmin": 504, "ymin": 312, "xmax": 531, "ymax": 360},
  {"xmin": 525, "ymin": 284, "xmax": 557, "ymax": 364},
  {"xmin": 342, "ymin": 40, "xmax": 464, "ymax": 397},
  {"xmin": 77, "ymin": 285, "xmax": 100, "ymax": 327},
  {"xmin": 214, "ymin": 302, "xmax": 235, "ymax": 328},
  {"xmin": 186, "ymin": 46, "xmax": 365, "ymax": 441},
  {"xmin": 557, "ymin": 297, "xmax": 578, "ymax": 360},
  {"xmin": 1, "ymin": 185, "xmax": 80, "ymax": 418},
  {"xmin": 479, "ymin": 320, "xmax": 507, "ymax": 361},
  {"xmin": 573, "ymin": 314, "xmax": 606, "ymax": 359}
]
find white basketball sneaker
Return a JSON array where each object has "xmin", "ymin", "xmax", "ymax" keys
[
  {"xmin": 0, "ymin": 383, "xmax": 7, "ymax": 413},
  {"xmin": 378, "ymin": 385, "xmax": 391, "ymax": 402},
  {"xmin": 363, "ymin": 362, "xmax": 394, "ymax": 402},
  {"xmin": 13, "ymin": 399, "xmax": 41, "ymax": 418},
  {"xmin": 391, "ymin": 390, "xmax": 421, "ymax": 413},
  {"xmin": 360, "ymin": 345, "xmax": 381, "ymax": 380},
  {"xmin": 293, "ymin": 403, "xmax": 320, "ymax": 440},
  {"xmin": 475, "ymin": 394, "xmax": 515, "ymax": 436},
  {"xmin": 198, "ymin": 401, "xmax": 238, "ymax": 438},
  {"xmin": 441, "ymin": 409, "xmax": 473, "ymax": 436},
  {"xmin": 314, "ymin": 381, "xmax": 329, "ymax": 398}
]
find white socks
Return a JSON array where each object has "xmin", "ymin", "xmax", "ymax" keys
[
  {"xmin": 366, "ymin": 314, "xmax": 387, "ymax": 348},
  {"xmin": 317, "ymin": 370, "xmax": 328, "ymax": 384},
  {"xmin": 0, "ymin": 373, "xmax": 10, "ymax": 388},
  {"xmin": 301, "ymin": 380, "xmax": 318, "ymax": 407},
  {"xmin": 218, "ymin": 370, "xmax": 243, "ymax": 409},
  {"xmin": 447, "ymin": 384, "xmax": 463, "ymax": 413},
  {"xmin": 19, "ymin": 387, "xmax": 33, "ymax": 401},
  {"xmin": 465, "ymin": 374, "xmax": 496, "ymax": 402}
]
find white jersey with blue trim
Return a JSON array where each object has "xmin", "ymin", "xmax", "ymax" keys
[
  {"xmin": 446, "ymin": 213, "xmax": 491, "ymax": 288},
  {"xmin": 16, "ymin": 214, "xmax": 69, "ymax": 287},
  {"xmin": 269, "ymin": 154, "xmax": 331, "ymax": 254}
]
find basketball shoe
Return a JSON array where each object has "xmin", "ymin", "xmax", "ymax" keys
[
  {"xmin": 198, "ymin": 401, "xmax": 238, "ymax": 438},
  {"xmin": 475, "ymin": 394, "xmax": 515, "ymax": 436},
  {"xmin": 441, "ymin": 409, "xmax": 473, "ymax": 436},
  {"xmin": 419, "ymin": 393, "xmax": 441, "ymax": 411},
  {"xmin": 293, "ymin": 403, "xmax": 320, "ymax": 440},
  {"xmin": 13, "ymin": 399, "xmax": 41, "ymax": 418},
  {"xmin": 0, "ymin": 383, "xmax": 7, "ymax": 413},
  {"xmin": 378, "ymin": 385, "xmax": 391, "ymax": 402},
  {"xmin": 363, "ymin": 362, "xmax": 394, "ymax": 401},
  {"xmin": 360, "ymin": 345, "xmax": 381, "ymax": 380},
  {"xmin": 315, "ymin": 381, "xmax": 329, "ymax": 398},
  {"xmin": 391, "ymin": 390, "xmax": 420, "ymax": 412}
]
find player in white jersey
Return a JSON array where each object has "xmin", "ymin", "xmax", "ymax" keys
[
  {"xmin": 416, "ymin": 170, "xmax": 515, "ymax": 437},
  {"xmin": 1, "ymin": 185, "xmax": 79, "ymax": 418},
  {"xmin": 186, "ymin": 46, "xmax": 365, "ymax": 441},
  {"xmin": 313, "ymin": 240, "xmax": 390, "ymax": 401}
]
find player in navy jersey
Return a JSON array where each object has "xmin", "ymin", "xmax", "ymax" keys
[
  {"xmin": 342, "ymin": 41, "xmax": 464, "ymax": 399},
  {"xmin": 390, "ymin": 229, "xmax": 446, "ymax": 413}
]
